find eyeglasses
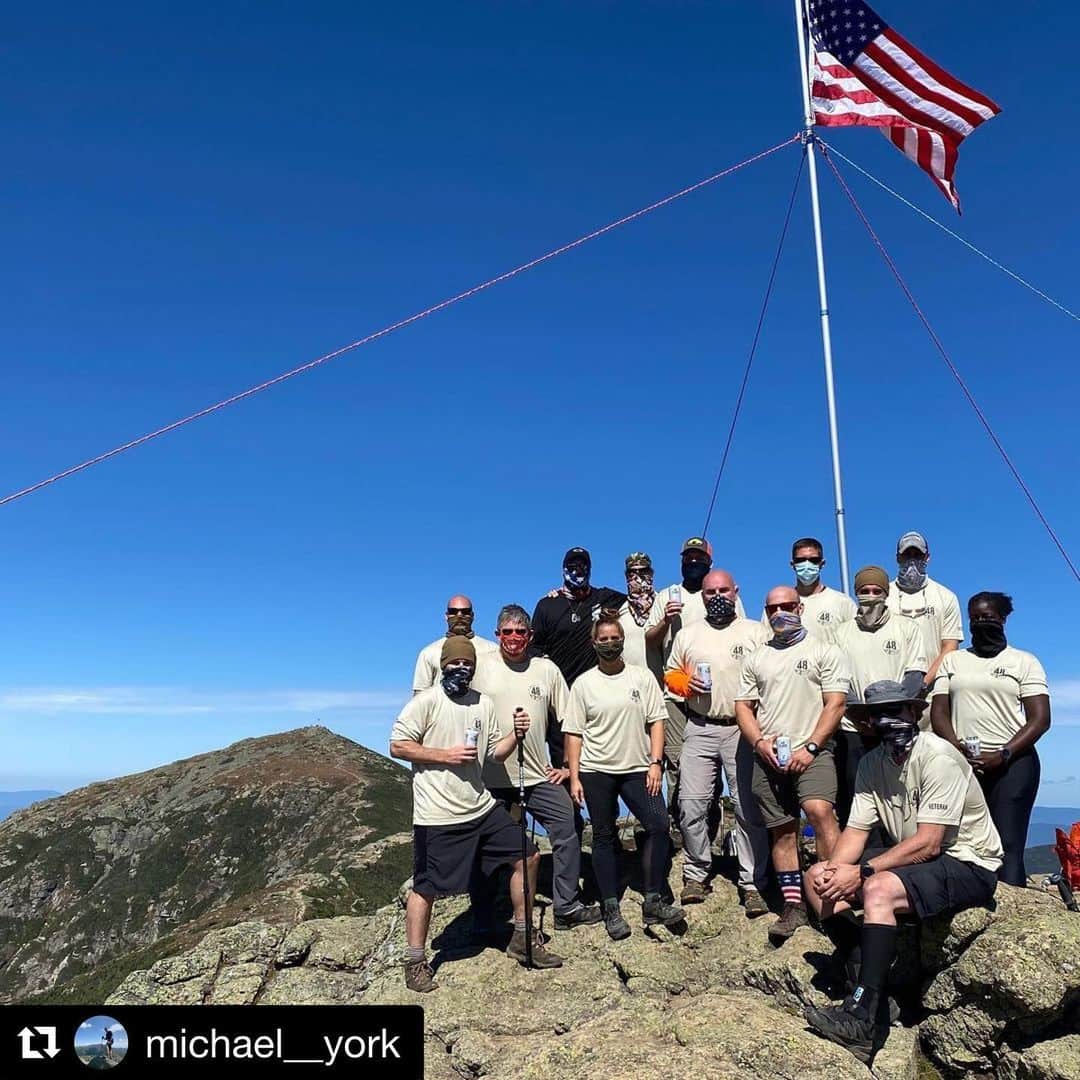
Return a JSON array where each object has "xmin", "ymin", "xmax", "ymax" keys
[
  {"xmin": 765, "ymin": 602, "xmax": 800, "ymax": 614},
  {"xmin": 498, "ymin": 627, "xmax": 529, "ymax": 637},
  {"xmin": 792, "ymin": 556, "xmax": 823, "ymax": 566},
  {"xmin": 447, "ymin": 607, "xmax": 473, "ymax": 616}
]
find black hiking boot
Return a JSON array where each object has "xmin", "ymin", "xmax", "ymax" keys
[
  {"xmin": 602, "ymin": 899, "xmax": 632, "ymax": 940},
  {"xmin": 804, "ymin": 994, "xmax": 887, "ymax": 1064},
  {"xmin": 642, "ymin": 893, "xmax": 685, "ymax": 927},
  {"xmin": 554, "ymin": 904, "xmax": 603, "ymax": 930}
]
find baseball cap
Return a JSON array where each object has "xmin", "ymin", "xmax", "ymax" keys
[
  {"xmin": 896, "ymin": 531, "xmax": 929, "ymax": 557},
  {"xmin": 681, "ymin": 536, "xmax": 713, "ymax": 558},
  {"xmin": 563, "ymin": 547, "xmax": 591, "ymax": 568},
  {"xmin": 625, "ymin": 552, "xmax": 653, "ymax": 571}
]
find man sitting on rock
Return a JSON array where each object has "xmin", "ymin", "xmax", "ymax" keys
[
  {"xmin": 803, "ymin": 680, "xmax": 1004, "ymax": 1064},
  {"xmin": 390, "ymin": 637, "xmax": 563, "ymax": 992}
]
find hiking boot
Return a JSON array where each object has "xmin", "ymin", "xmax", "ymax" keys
[
  {"xmin": 642, "ymin": 894, "xmax": 685, "ymax": 927},
  {"xmin": 403, "ymin": 958, "xmax": 438, "ymax": 993},
  {"xmin": 804, "ymin": 997, "xmax": 886, "ymax": 1065},
  {"xmin": 554, "ymin": 904, "xmax": 603, "ymax": 930},
  {"xmin": 768, "ymin": 902, "xmax": 809, "ymax": 944},
  {"xmin": 680, "ymin": 879, "xmax": 709, "ymax": 905},
  {"xmin": 739, "ymin": 886, "xmax": 769, "ymax": 919},
  {"xmin": 602, "ymin": 899, "xmax": 632, "ymax": 941},
  {"xmin": 506, "ymin": 927, "xmax": 564, "ymax": 969}
]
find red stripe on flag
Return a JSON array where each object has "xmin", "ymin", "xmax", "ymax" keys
[
  {"xmin": 854, "ymin": 56, "xmax": 961, "ymax": 141},
  {"xmin": 813, "ymin": 108, "xmax": 902, "ymax": 129},
  {"xmin": 811, "ymin": 80, "xmax": 883, "ymax": 106},
  {"xmin": 863, "ymin": 40, "xmax": 983, "ymax": 131},
  {"xmin": 882, "ymin": 28, "xmax": 1001, "ymax": 116}
]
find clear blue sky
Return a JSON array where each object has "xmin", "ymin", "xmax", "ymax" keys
[{"xmin": 1, "ymin": 2, "xmax": 1077, "ymax": 806}]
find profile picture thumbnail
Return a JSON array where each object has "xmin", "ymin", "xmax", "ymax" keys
[{"xmin": 74, "ymin": 1016, "xmax": 128, "ymax": 1070}]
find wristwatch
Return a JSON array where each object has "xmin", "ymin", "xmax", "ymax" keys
[
  {"xmin": 806, "ymin": 741, "xmax": 821, "ymax": 757},
  {"xmin": 649, "ymin": 758, "xmax": 664, "ymax": 770},
  {"xmin": 1000, "ymin": 746, "xmax": 1012, "ymax": 764},
  {"xmin": 860, "ymin": 862, "xmax": 876, "ymax": 880}
]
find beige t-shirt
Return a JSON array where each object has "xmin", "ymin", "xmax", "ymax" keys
[
  {"xmin": 887, "ymin": 576, "xmax": 964, "ymax": 664},
  {"xmin": 849, "ymin": 732, "xmax": 1004, "ymax": 872},
  {"xmin": 666, "ymin": 618, "xmax": 769, "ymax": 719},
  {"xmin": 412, "ymin": 634, "xmax": 498, "ymax": 692},
  {"xmin": 563, "ymin": 664, "xmax": 667, "ymax": 774},
  {"xmin": 930, "ymin": 647, "xmax": 1049, "ymax": 749},
  {"xmin": 472, "ymin": 653, "xmax": 569, "ymax": 789},
  {"xmin": 760, "ymin": 585, "xmax": 856, "ymax": 642},
  {"xmin": 834, "ymin": 615, "xmax": 929, "ymax": 732},
  {"xmin": 618, "ymin": 603, "xmax": 664, "ymax": 686},
  {"xmin": 646, "ymin": 585, "xmax": 747, "ymax": 697},
  {"xmin": 736, "ymin": 634, "xmax": 850, "ymax": 749},
  {"xmin": 390, "ymin": 687, "xmax": 499, "ymax": 826}
]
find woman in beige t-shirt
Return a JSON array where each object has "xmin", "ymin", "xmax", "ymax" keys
[{"xmin": 930, "ymin": 591, "xmax": 1051, "ymax": 886}]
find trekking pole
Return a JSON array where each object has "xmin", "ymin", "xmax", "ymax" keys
[{"xmin": 515, "ymin": 707, "xmax": 533, "ymax": 969}]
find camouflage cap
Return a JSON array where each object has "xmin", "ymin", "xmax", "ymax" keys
[{"xmin": 625, "ymin": 552, "xmax": 653, "ymax": 572}]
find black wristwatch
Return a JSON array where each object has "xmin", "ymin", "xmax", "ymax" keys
[
  {"xmin": 649, "ymin": 758, "xmax": 664, "ymax": 770},
  {"xmin": 1000, "ymin": 746, "xmax": 1012, "ymax": 764},
  {"xmin": 860, "ymin": 862, "xmax": 876, "ymax": 880},
  {"xmin": 806, "ymin": 741, "xmax": 821, "ymax": 757}
]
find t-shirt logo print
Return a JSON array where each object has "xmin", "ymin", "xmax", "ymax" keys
[
  {"xmin": 731, "ymin": 644, "xmax": 745, "ymax": 660},
  {"xmin": 794, "ymin": 659, "xmax": 810, "ymax": 675},
  {"xmin": 883, "ymin": 639, "xmax": 899, "ymax": 654},
  {"xmin": 630, "ymin": 689, "xmax": 641, "ymax": 703},
  {"xmin": 529, "ymin": 685, "xmax": 543, "ymax": 701},
  {"xmin": 818, "ymin": 612, "xmax": 832, "ymax": 624},
  {"xmin": 992, "ymin": 666, "xmax": 1008, "ymax": 679}
]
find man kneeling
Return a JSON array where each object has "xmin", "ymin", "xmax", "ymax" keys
[
  {"xmin": 803, "ymin": 680, "xmax": 1003, "ymax": 1063},
  {"xmin": 390, "ymin": 637, "xmax": 563, "ymax": 993}
]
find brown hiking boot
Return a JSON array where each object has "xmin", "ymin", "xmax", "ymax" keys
[
  {"xmin": 768, "ymin": 902, "xmax": 809, "ymax": 944},
  {"xmin": 680, "ymin": 879, "xmax": 709, "ymax": 904},
  {"xmin": 403, "ymin": 958, "xmax": 438, "ymax": 993},
  {"xmin": 739, "ymin": 887, "xmax": 769, "ymax": 918},
  {"xmin": 506, "ymin": 927, "xmax": 564, "ymax": 969}
]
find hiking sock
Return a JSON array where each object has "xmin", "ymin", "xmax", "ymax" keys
[
  {"xmin": 850, "ymin": 923, "xmax": 897, "ymax": 1017},
  {"xmin": 406, "ymin": 946, "xmax": 426, "ymax": 963},
  {"xmin": 778, "ymin": 870, "xmax": 803, "ymax": 906},
  {"xmin": 513, "ymin": 917, "xmax": 527, "ymax": 933},
  {"xmin": 823, "ymin": 911, "xmax": 863, "ymax": 969}
]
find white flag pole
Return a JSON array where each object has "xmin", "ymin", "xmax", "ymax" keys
[{"xmin": 793, "ymin": 0, "xmax": 851, "ymax": 595}]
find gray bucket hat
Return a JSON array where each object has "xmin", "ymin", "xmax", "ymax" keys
[{"xmin": 847, "ymin": 679, "xmax": 928, "ymax": 718}]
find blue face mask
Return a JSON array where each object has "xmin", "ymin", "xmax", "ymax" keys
[
  {"xmin": 563, "ymin": 567, "xmax": 589, "ymax": 590},
  {"xmin": 897, "ymin": 558, "xmax": 928, "ymax": 593},
  {"xmin": 441, "ymin": 667, "xmax": 472, "ymax": 697},
  {"xmin": 793, "ymin": 561, "xmax": 821, "ymax": 587}
]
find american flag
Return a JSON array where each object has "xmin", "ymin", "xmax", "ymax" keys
[{"xmin": 806, "ymin": 0, "xmax": 999, "ymax": 211}]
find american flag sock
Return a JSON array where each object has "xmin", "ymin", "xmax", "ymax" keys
[{"xmin": 778, "ymin": 870, "xmax": 803, "ymax": 906}]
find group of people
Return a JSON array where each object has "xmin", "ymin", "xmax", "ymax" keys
[{"xmin": 389, "ymin": 530, "xmax": 1052, "ymax": 1063}]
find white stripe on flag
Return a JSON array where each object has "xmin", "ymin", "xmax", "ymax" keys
[
  {"xmin": 875, "ymin": 36, "xmax": 997, "ymax": 121},
  {"xmin": 854, "ymin": 53, "xmax": 974, "ymax": 137}
]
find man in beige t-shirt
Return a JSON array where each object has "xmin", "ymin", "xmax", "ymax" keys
[
  {"xmin": 412, "ymin": 593, "xmax": 497, "ymax": 692},
  {"xmin": 736, "ymin": 585, "xmax": 849, "ymax": 944},
  {"xmin": 760, "ymin": 536, "xmax": 856, "ymax": 641},
  {"xmin": 803, "ymin": 680, "xmax": 1001, "ymax": 1063},
  {"xmin": 664, "ymin": 569, "xmax": 770, "ymax": 915},
  {"xmin": 390, "ymin": 636, "xmax": 562, "ymax": 991},
  {"xmin": 832, "ymin": 566, "xmax": 928, "ymax": 826},
  {"xmin": 886, "ymin": 531, "xmax": 963, "ymax": 693},
  {"xmin": 472, "ymin": 604, "xmax": 600, "ymax": 931}
]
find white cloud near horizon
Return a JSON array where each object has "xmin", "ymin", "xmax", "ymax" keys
[{"xmin": 0, "ymin": 686, "xmax": 407, "ymax": 717}]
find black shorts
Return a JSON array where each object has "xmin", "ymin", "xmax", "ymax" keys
[
  {"xmin": 412, "ymin": 804, "xmax": 536, "ymax": 899},
  {"xmin": 874, "ymin": 851, "xmax": 997, "ymax": 920}
]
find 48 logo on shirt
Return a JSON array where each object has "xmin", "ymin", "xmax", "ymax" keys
[
  {"xmin": 630, "ymin": 689, "xmax": 642, "ymax": 703},
  {"xmin": 529, "ymin": 685, "xmax": 543, "ymax": 700},
  {"xmin": 883, "ymin": 639, "xmax": 899, "ymax": 654},
  {"xmin": 794, "ymin": 659, "xmax": 810, "ymax": 675},
  {"xmin": 730, "ymin": 644, "xmax": 745, "ymax": 660},
  {"xmin": 992, "ymin": 666, "xmax": 1009, "ymax": 679}
]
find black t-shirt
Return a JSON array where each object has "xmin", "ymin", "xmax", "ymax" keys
[{"xmin": 530, "ymin": 586, "xmax": 627, "ymax": 686}]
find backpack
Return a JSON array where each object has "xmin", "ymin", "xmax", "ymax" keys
[{"xmin": 1054, "ymin": 822, "xmax": 1080, "ymax": 892}]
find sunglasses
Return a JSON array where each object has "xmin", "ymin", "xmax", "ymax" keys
[
  {"xmin": 792, "ymin": 556, "xmax": 823, "ymax": 566},
  {"xmin": 765, "ymin": 601, "xmax": 800, "ymax": 614},
  {"xmin": 498, "ymin": 627, "xmax": 529, "ymax": 637},
  {"xmin": 447, "ymin": 607, "xmax": 473, "ymax": 616}
]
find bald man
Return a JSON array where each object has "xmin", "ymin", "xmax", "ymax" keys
[
  {"xmin": 412, "ymin": 594, "xmax": 498, "ymax": 693},
  {"xmin": 736, "ymin": 585, "xmax": 850, "ymax": 944},
  {"xmin": 664, "ymin": 570, "xmax": 771, "ymax": 915}
]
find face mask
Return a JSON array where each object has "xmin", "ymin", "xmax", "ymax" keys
[
  {"xmin": 447, "ymin": 613, "xmax": 474, "ymax": 636},
  {"xmin": 970, "ymin": 618, "xmax": 1007, "ymax": 657},
  {"xmin": 564, "ymin": 567, "xmax": 589, "ymax": 591},
  {"xmin": 769, "ymin": 610, "xmax": 806, "ymax": 646},
  {"xmin": 626, "ymin": 570, "xmax": 653, "ymax": 597},
  {"xmin": 793, "ymin": 561, "xmax": 821, "ymax": 587},
  {"xmin": 681, "ymin": 560, "xmax": 709, "ymax": 587},
  {"xmin": 499, "ymin": 630, "xmax": 529, "ymax": 660},
  {"xmin": 872, "ymin": 713, "xmax": 919, "ymax": 764},
  {"xmin": 594, "ymin": 639, "xmax": 624, "ymax": 662},
  {"xmin": 896, "ymin": 558, "xmax": 928, "ymax": 593},
  {"xmin": 441, "ymin": 667, "xmax": 472, "ymax": 696},
  {"xmin": 705, "ymin": 594, "xmax": 737, "ymax": 625},
  {"xmin": 856, "ymin": 596, "xmax": 889, "ymax": 631}
]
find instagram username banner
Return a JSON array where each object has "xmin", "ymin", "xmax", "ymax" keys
[{"xmin": 2, "ymin": 1005, "xmax": 423, "ymax": 1078}]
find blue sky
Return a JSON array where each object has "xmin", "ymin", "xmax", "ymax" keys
[{"xmin": 1, "ymin": 2, "xmax": 1077, "ymax": 806}]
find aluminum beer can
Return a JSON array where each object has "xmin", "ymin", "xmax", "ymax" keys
[
  {"xmin": 963, "ymin": 736, "xmax": 981, "ymax": 758},
  {"xmin": 464, "ymin": 724, "xmax": 480, "ymax": 750},
  {"xmin": 670, "ymin": 585, "xmax": 682, "ymax": 604},
  {"xmin": 775, "ymin": 736, "xmax": 792, "ymax": 768},
  {"xmin": 696, "ymin": 661, "xmax": 712, "ymax": 690}
]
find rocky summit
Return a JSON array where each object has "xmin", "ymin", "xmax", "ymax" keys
[
  {"xmin": 0, "ymin": 726, "xmax": 413, "ymax": 1003},
  {"xmin": 106, "ymin": 824, "xmax": 1080, "ymax": 1080}
]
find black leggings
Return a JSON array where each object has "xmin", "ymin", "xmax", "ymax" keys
[
  {"xmin": 977, "ymin": 749, "xmax": 1040, "ymax": 887},
  {"xmin": 581, "ymin": 771, "xmax": 669, "ymax": 900}
]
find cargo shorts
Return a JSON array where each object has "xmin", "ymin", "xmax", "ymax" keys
[{"xmin": 750, "ymin": 742, "xmax": 837, "ymax": 828}]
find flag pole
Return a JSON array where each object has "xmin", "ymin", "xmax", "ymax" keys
[{"xmin": 793, "ymin": 0, "xmax": 851, "ymax": 595}]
